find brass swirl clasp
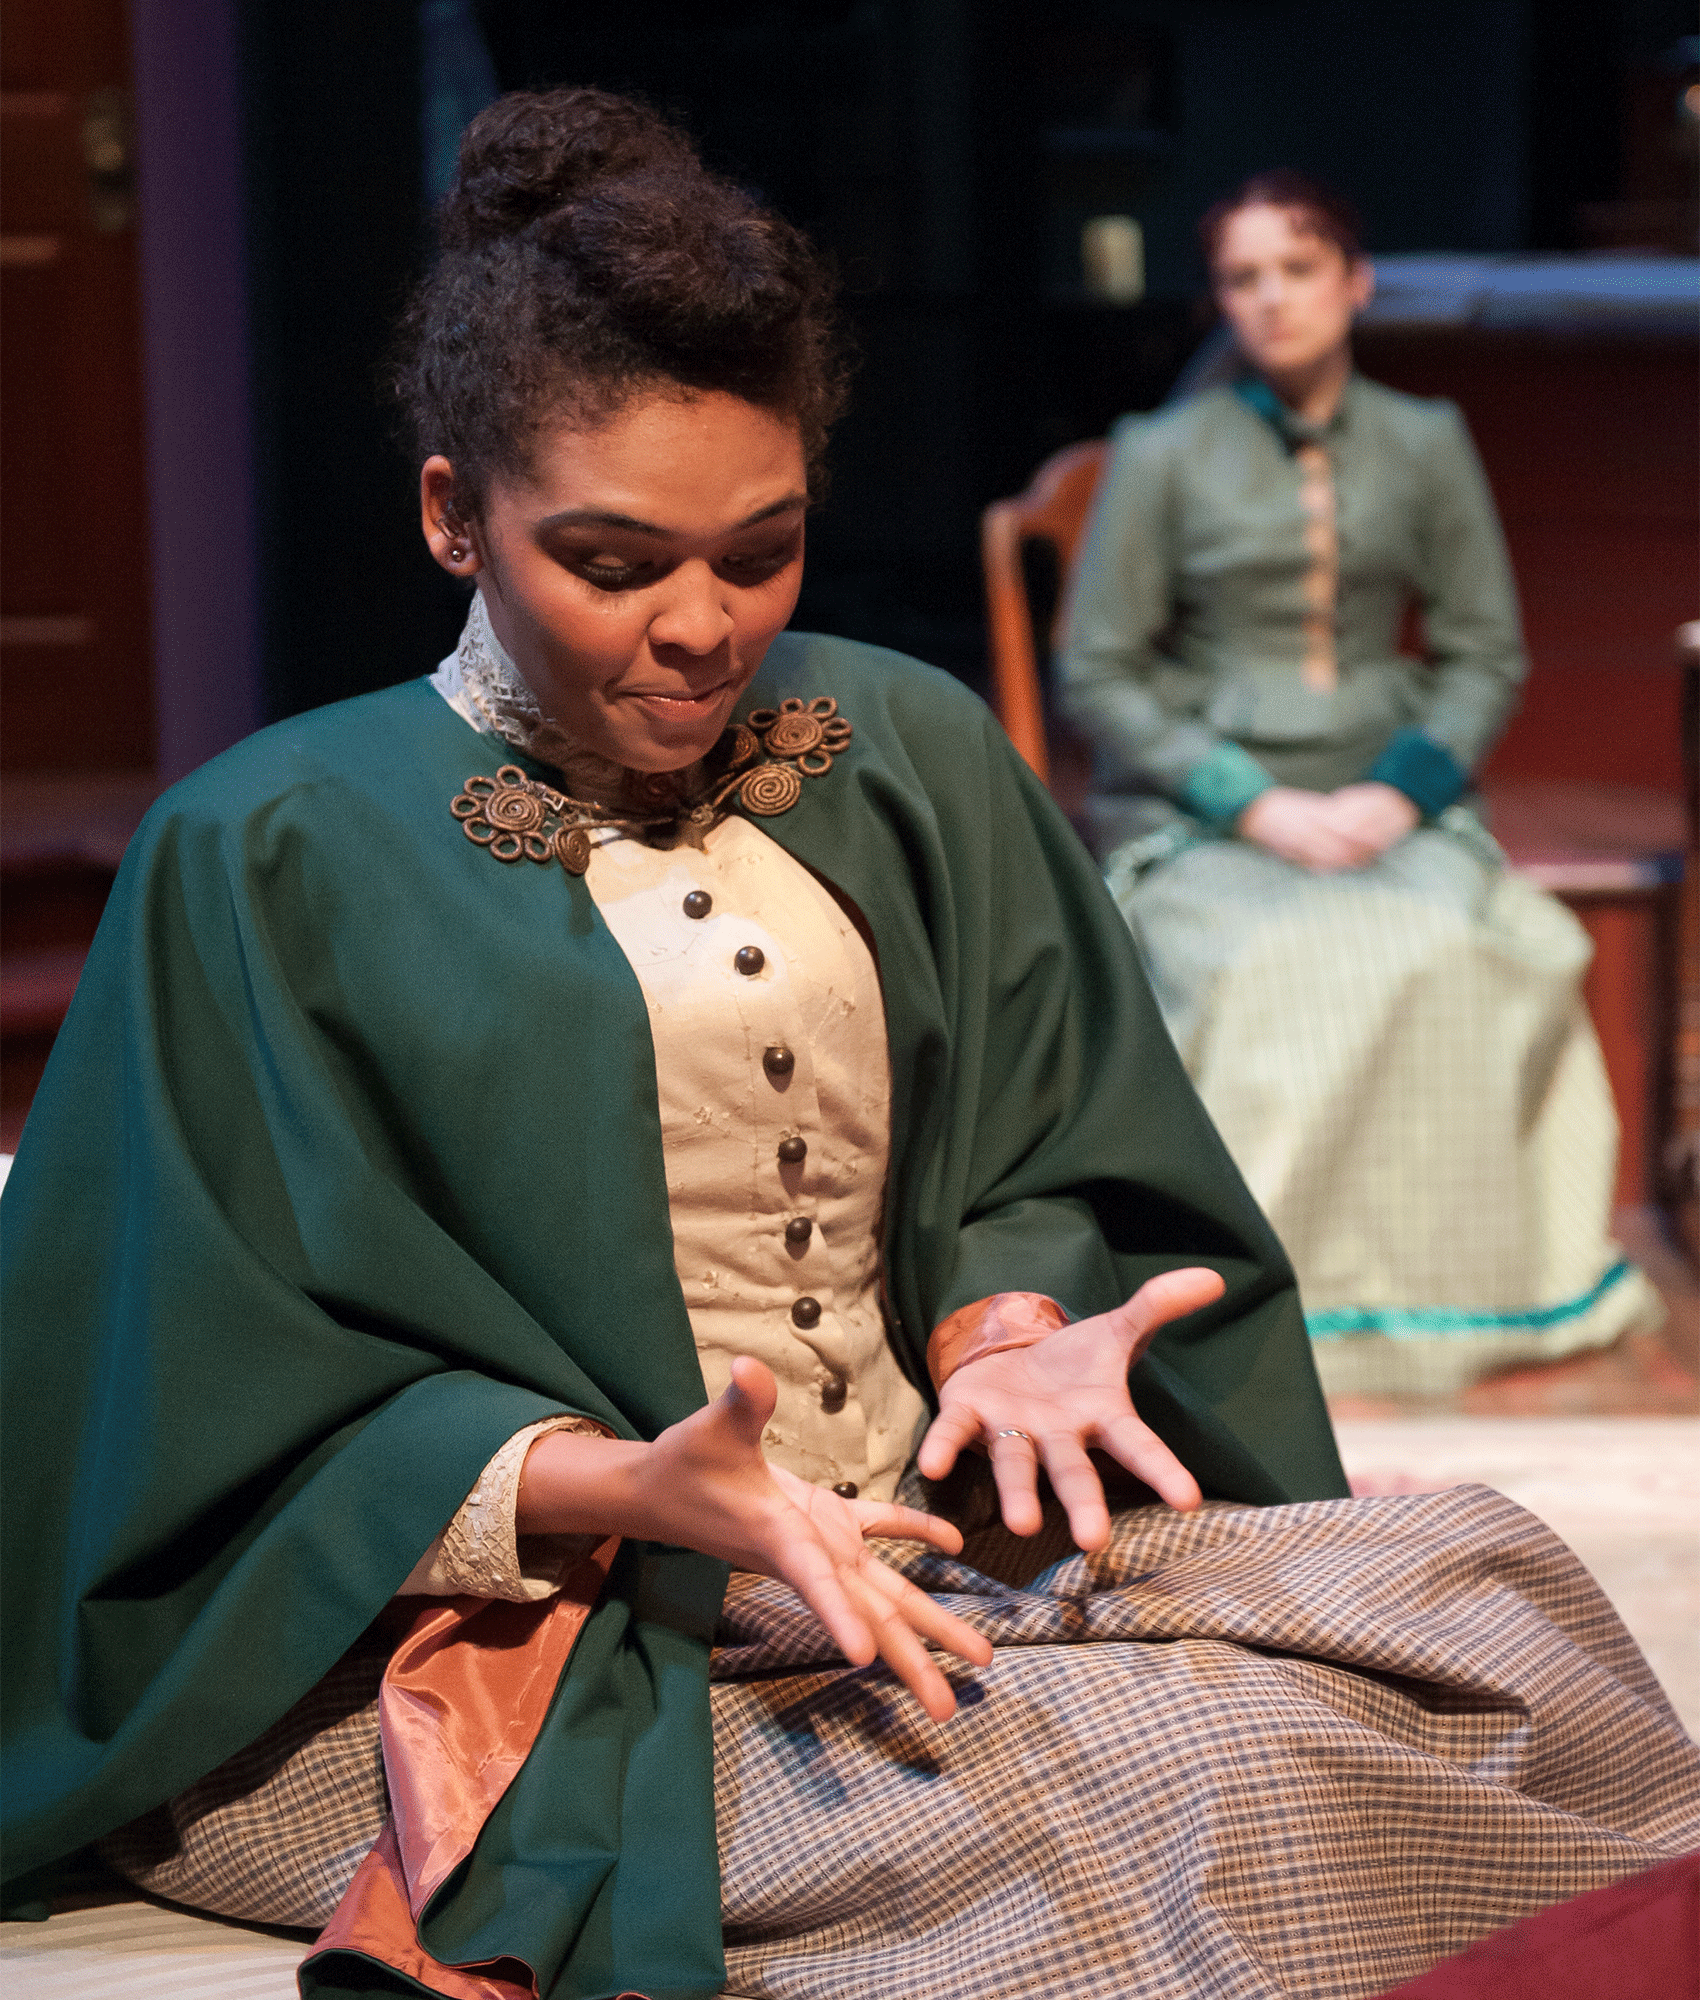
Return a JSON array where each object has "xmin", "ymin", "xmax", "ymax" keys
[
  {"xmin": 738, "ymin": 763, "xmax": 805, "ymax": 815},
  {"xmin": 737, "ymin": 695, "xmax": 852, "ymax": 808},
  {"xmin": 448, "ymin": 693, "xmax": 853, "ymax": 870},
  {"xmin": 451, "ymin": 764, "xmax": 592, "ymax": 874}
]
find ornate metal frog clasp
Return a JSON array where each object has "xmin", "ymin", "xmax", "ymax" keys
[
  {"xmin": 744, "ymin": 696, "xmax": 853, "ymax": 801},
  {"xmin": 448, "ymin": 695, "xmax": 853, "ymax": 876},
  {"xmin": 450, "ymin": 767, "xmax": 593, "ymax": 873}
]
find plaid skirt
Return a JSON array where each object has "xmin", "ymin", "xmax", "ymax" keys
[
  {"xmin": 102, "ymin": 1485, "xmax": 1700, "ymax": 1999},
  {"xmin": 1107, "ymin": 820, "xmax": 1663, "ymax": 1397}
]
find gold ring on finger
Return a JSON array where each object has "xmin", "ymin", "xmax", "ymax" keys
[{"xmin": 993, "ymin": 1428, "xmax": 1035, "ymax": 1445}]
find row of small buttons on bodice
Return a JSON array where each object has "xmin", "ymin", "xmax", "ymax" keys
[{"xmin": 682, "ymin": 883, "xmax": 857, "ymax": 1496}]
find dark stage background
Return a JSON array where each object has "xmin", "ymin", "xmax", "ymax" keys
[
  {"xmin": 2, "ymin": 0, "xmax": 1696, "ymax": 1223},
  {"xmin": 226, "ymin": 0, "xmax": 1696, "ymax": 720}
]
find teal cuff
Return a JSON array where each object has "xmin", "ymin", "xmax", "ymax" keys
[
  {"xmin": 1367, "ymin": 729, "xmax": 1467, "ymax": 818},
  {"xmin": 1179, "ymin": 742, "xmax": 1276, "ymax": 826}
]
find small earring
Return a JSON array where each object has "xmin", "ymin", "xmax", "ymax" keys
[{"xmin": 449, "ymin": 542, "xmax": 467, "ymax": 563}]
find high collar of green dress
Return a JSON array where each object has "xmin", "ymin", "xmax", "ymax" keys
[{"xmin": 1233, "ymin": 371, "xmax": 1356, "ymax": 450}]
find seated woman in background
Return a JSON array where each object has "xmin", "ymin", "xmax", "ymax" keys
[
  {"xmin": 1059, "ymin": 171, "xmax": 1660, "ymax": 1402},
  {"xmin": 4, "ymin": 105, "xmax": 1695, "ymax": 2000}
]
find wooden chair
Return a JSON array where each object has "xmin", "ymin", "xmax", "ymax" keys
[{"xmin": 980, "ymin": 440, "xmax": 1107, "ymax": 783}]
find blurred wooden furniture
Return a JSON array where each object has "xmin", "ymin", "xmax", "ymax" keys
[
  {"xmin": 979, "ymin": 440, "xmax": 1106, "ymax": 784},
  {"xmin": 1, "ymin": 0, "xmax": 157, "ymax": 1151},
  {"xmin": 0, "ymin": 771, "xmax": 158, "ymax": 1151},
  {"xmin": 1356, "ymin": 324, "xmax": 1692, "ymax": 798},
  {"xmin": 1673, "ymin": 621, "xmax": 1700, "ymax": 1261},
  {"xmin": 1486, "ymin": 780, "xmax": 1684, "ymax": 1210},
  {"xmin": 2, "ymin": 0, "xmax": 155, "ymax": 773},
  {"xmin": 980, "ymin": 433, "xmax": 1689, "ymax": 1213}
]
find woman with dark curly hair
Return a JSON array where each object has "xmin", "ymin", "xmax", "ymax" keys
[{"xmin": 4, "ymin": 95, "xmax": 1695, "ymax": 2000}]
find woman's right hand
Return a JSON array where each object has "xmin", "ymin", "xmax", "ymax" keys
[
  {"xmin": 517, "ymin": 1356, "xmax": 992, "ymax": 1720},
  {"xmin": 1238, "ymin": 785, "xmax": 1381, "ymax": 872}
]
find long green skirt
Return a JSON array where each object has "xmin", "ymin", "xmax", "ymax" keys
[{"xmin": 1107, "ymin": 814, "xmax": 1661, "ymax": 1398}]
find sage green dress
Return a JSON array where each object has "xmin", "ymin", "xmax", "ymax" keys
[{"xmin": 1059, "ymin": 375, "xmax": 1659, "ymax": 1397}]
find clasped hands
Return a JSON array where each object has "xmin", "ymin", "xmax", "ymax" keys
[
  {"xmin": 516, "ymin": 1267, "xmax": 1223, "ymax": 1723},
  {"xmin": 1238, "ymin": 781, "xmax": 1418, "ymax": 872}
]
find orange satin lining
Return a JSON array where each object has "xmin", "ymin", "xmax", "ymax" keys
[
  {"xmin": 926, "ymin": 1291, "xmax": 1069, "ymax": 1388},
  {"xmin": 307, "ymin": 1820, "xmax": 536, "ymax": 2000},
  {"xmin": 306, "ymin": 1540, "xmax": 620, "ymax": 2000}
]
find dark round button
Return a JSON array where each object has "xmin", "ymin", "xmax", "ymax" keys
[
  {"xmin": 819, "ymin": 1375, "xmax": 847, "ymax": 1414},
  {"xmin": 785, "ymin": 1216, "xmax": 813, "ymax": 1246},
  {"xmin": 763, "ymin": 1044, "xmax": 795, "ymax": 1079},
  {"xmin": 682, "ymin": 890, "xmax": 712, "ymax": 919},
  {"xmin": 777, "ymin": 1134, "xmax": 807, "ymax": 1164},
  {"xmin": 734, "ymin": 945, "xmax": 765, "ymax": 976},
  {"xmin": 791, "ymin": 1295, "xmax": 822, "ymax": 1328},
  {"xmin": 832, "ymin": 1481, "xmax": 859, "ymax": 1500}
]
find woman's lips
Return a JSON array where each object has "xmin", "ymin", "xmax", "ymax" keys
[{"xmin": 625, "ymin": 680, "xmax": 733, "ymax": 711}]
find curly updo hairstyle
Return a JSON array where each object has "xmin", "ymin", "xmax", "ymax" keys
[{"xmin": 392, "ymin": 88, "xmax": 849, "ymax": 517}]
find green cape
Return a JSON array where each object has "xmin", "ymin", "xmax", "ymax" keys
[{"xmin": 1, "ymin": 633, "xmax": 1346, "ymax": 1997}]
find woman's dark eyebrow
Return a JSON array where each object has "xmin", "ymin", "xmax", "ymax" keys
[{"xmin": 536, "ymin": 493, "xmax": 807, "ymax": 537}]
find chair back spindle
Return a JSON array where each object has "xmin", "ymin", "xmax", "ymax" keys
[{"xmin": 979, "ymin": 441, "xmax": 1107, "ymax": 783}]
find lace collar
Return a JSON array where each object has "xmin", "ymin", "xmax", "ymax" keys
[{"xmin": 446, "ymin": 591, "xmax": 637, "ymax": 810}]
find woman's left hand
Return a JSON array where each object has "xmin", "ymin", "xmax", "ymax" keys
[
  {"xmin": 1322, "ymin": 782, "xmax": 1419, "ymax": 858},
  {"xmin": 915, "ymin": 1268, "xmax": 1224, "ymax": 1552}
]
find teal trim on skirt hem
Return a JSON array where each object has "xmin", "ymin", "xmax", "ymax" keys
[{"xmin": 1306, "ymin": 1260, "xmax": 1634, "ymax": 1340}]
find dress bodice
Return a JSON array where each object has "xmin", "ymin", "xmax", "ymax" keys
[
  {"xmin": 1060, "ymin": 376, "xmax": 1526, "ymax": 805},
  {"xmin": 434, "ymin": 598, "xmax": 926, "ymax": 1501},
  {"xmin": 585, "ymin": 817, "xmax": 926, "ymax": 1501}
]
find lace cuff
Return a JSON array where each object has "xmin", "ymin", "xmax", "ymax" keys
[{"xmin": 398, "ymin": 1415, "xmax": 612, "ymax": 1603}]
